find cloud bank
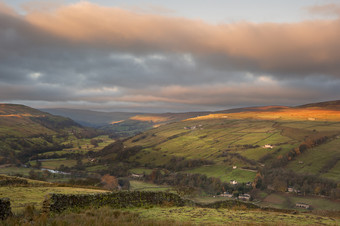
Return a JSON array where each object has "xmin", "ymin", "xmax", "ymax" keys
[{"xmin": 0, "ymin": 1, "xmax": 340, "ymax": 112}]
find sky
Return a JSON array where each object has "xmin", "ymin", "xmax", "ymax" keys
[{"xmin": 0, "ymin": 0, "xmax": 340, "ymax": 112}]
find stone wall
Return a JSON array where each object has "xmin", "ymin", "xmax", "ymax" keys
[
  {"xmin": 43, "ymin": 191, "xmax": 267, "ymax": 213},
  {"xmin": 0, "ymin": 175, "xmax": 28, "ymax": 186},
  {"xmin": 200, "ymin": 199, "xmax": 258, "ymax": 209},
  {"xmin": 45, "ymin": 191, "xmax": 187, "ymax": 212},
  {"xmin": 0, "ymin": 198, "xmax": 12, "ymax": 220}
]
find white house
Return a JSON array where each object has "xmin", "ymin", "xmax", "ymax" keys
[
  {"xmin": 220, "ymin": 192, "xmax": 233, "ymax": 198},
  {"xmin": 230, "ymin": 180, "xmax": 238, "ymax": 185},
  {"xmin": 296, "ymin": 203, "xmax": 310, "ymax": 209},
  {"xmin": 263, "ymin": 144, "xmax": 273, "ymax": 149},
  {"xmin": 238, "ymin": 193, "xmax": 251, "ymax": 201}
]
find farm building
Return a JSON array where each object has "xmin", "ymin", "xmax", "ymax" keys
[
  {"xmin": 230, "ymin": 180, "xmax": 238, "ymax": 185},
  {"xmin": 295, "ymin": 203, "xmax": 310, "ymax": 209},
  {"xmin": 219, "ymin": 192, "xmax": 233, "ymax": 198},
  {"xmin": 287, "ymin": 187, "xmax": 299, "ymax": 193},
  {"xmin": 238, "ymin": 194, "xmax": 251, "ymax": 201}
]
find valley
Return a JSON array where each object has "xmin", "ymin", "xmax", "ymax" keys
[{"xmin": 0, "ymin": 101, "xmax": 340, "ymax": 225}]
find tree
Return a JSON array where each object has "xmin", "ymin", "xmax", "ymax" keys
[
  {"xmin": 174, "ymin": 185, "xmax": 196, "ymax": 197},
  {"xmin": 273, "ymin": 177, "xmax": 287, "ymax": 192},
  {"xmin": 90, "ymin": 139, "xmax": 99, "ymax": 147},
  {"xmin": 75, "ymin": 159, "xmax": 85, "ymax": 170},
  {"xmin": 101, "ymin": 174, "xmax": 118, "ymax": 190},
  {"xmin": 29, "ymin": 170, "xmax": 38, "ymax": 180},
  {"xmin": 34, "ymin": 160, "xmax": 42, "ymax": 169}
]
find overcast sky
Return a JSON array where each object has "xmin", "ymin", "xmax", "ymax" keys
[{"xmin": 1, "ymin": 0, "xmax": 340, "ymax": 112}]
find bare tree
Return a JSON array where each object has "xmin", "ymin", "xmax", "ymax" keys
[{"xmin": 101, "ymin": 174, "xmax": 118, "ymax": 190}]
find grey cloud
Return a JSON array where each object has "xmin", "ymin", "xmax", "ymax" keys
[{"xmin": 0, "ymin": 2, "xmax": 340, "ymax": 112}]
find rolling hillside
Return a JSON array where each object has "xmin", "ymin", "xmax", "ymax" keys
[{"xmin": 110, "ymin": 100, "xmax": 340, "ymax": 191}]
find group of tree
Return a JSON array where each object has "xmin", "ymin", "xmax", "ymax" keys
[
  {"xmin": 162, "ymin": 157, "xmax": 214, "ymax": 171},
  {"xmin": 256, "ymin": 168, "xmax": 339, "ymax": 198},
  {"xmin": 146, "ymin": 169, "xmax": 251, "ymax": 195}
]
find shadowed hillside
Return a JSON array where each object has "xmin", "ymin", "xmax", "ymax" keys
[
  {"xmin": 297, "ymin": 100, "xmax": 340, "ymax": 110},
  {"xmin": 0, "ymin": 104, "xmax": 99, "ymax": 165}
]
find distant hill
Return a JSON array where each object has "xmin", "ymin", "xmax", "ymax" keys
[
  {"xmin": 0, "ymin": 104, "xmax": 50, "ymax": 116},
  {"xmin": 0, "ymin": 104, "xmax": 83, "ymax": 137},
  {"xmin": 41, "ymin": 108, "xmax": 210, "ymax": 137},
  {"xmin": 40, "ymin": 108, "xmax": 139, "ymax": 127},
  {"xmin": 41, "ymin": 108, "xmax": 210, "ymax": 127},
  {"xmin": 296, "ymin": 100, "xmax": 340, "ymax": 110},
  {"xmin": 41, "ymin": 100, "xmax": 340, "ymax": 137}
]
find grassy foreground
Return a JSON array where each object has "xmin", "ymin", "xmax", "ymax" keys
[
  {"xmin": 1, "ymin": 206, "xmax": 339, "ymax": 226},
  {"xmin": 131, "ymin": 206, "xmax": 340, "ymax": 225}
]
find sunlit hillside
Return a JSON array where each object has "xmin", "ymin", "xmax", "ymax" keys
[
  {"xmin": 187, "ymin": 108, "xmax": 340, "ymax": 122},
  {"xmin": 129, "ymin": 115, "xmax": 170, "ymax": 123}
]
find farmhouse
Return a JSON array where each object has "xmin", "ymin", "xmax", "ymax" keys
[
  {"xmin": 296, "ymin": 203, "xmax": 310, "ymax": 209},
  {"xmin": 238, "ymin": 193, "xmax": 251, "ymax": 201},
  {"xmin": 131, "ymin": 173, "xmax": 143, "ymax": 178},
  {"xmin": 230, "ymin": 180, "xmax": 238, "ymax": 185},
  {"xmin": 287, "ymin": 187, "xmax": 298, "ymax": 193},
  {"xmin": 184, "ymin": 125, "xmax": 199, "ymax": 130},
  {"xmin": 219, "ymin": 192, "xmax": 233, "ymax": 198},
  {"xmin": 263, "ymin": 144, "xmax": 273, "ymax": 149}
]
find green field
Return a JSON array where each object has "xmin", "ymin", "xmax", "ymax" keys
[
  {"xmin": 125, "ymin": 119, "xmax": 301, "ymax": 167},
  {"xmin": 259, "ymin": 192, "xmax": 340, "ymax": 211},
  {"xmin": 129, "ymin": 180, "xmax": 174, "ymax": 192},
  {"xmin": 183, "ymin": 165, "xmax": 256, "ymax": 183},
  {"xmin": 287, "ymin": 137, "xmax": 340, "ymax": 181},
  {"xmin": 0, "ymin": 167, "xmax": 42, "ymax": 176},
  {"xmin": 30, "ymin": 158, "xmax": 77, "ymax": 169},
  {"xmin": 130, "ymin": 167, "xmax": 153, "ymax": 174},
  {"xmin": 39, "ymin": 135, "xmax": 116, "ymax": 157}
]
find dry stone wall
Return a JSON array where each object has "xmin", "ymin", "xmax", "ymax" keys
[
  {"xmin": 0, "ymin": 175, "xmax": 28, "ymax": 186},
  {"xmin": 45, "ymin": 191, "xmax": 187, "ymax": 212},
  {"xmin": 0, "ymin": 198, "xmax": 12, "ymax": 220},
  {"xmin": 200, "ymin": 199, "xmax": 258, "ymax": 209}
]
